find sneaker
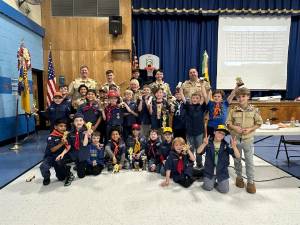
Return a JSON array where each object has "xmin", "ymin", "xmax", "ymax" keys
[
  {"xmin": 64, "ymin": 175, "xmax": 73, "ymax": 187},
  {"xmin": 43, "ymin": 178, "xmax": 50, "ymax": 186},
  {"xmin": 69, "ymin": 172, "xmax": 75, "ymax": 181},
  {"xmin": 246, "ymin": 182, "xmax": 256, "ymax": 194},
  {"xmin": 235, "ymin": 177, "xmax": 245, "ymax": 188}
]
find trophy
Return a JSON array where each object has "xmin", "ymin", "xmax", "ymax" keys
[
  {"xmin": 182, "ymin": 144, "xmax": 190, "ymax": 155},
  {"xmin": 236, "ymin": 77, "xmax": 244, "ymax": 87},
  {"xmin": 113, "ymin": 164, "xmax": 120, "ymax": 173},
  {"xmin": 63, "ymin": 131, "xmax": 69, "ymax": 140},
  {"xmin": 141, "ymin": 155, "xmax": 147, "ymax": 170},
  {"xmin": 85, "ymin": 122, "xmax": 92, "ymax": 130},
  {"xmin": 162, "ymin": 109, "xmax": 168, "ymax": 128},
  {"xmin": 128, "ymin": 147, "xmax": 133, "ymax": 169}
]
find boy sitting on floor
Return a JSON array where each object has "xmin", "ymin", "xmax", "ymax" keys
[
  {"xmin": 86, "ymin": 131, "xmax": 105, "ymax": 176},
  {"xmin": 161, "ymin": 137, "xmax": 195, "ymax": 188}
]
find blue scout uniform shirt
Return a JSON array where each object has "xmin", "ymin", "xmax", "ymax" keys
[
  {"xmin": 126, "ymin": 135, "xmax": 147, "ymax": 153},
  {"xmin": 145, "ymin": 139, "xmax": 161, "ymax": 165},
  {"xmin": 158, "ymin": 140, "xmax": 172, "ymax": 163},
  {"xmin": 137, "ymin": 96, "xmax": 151, "ymax": 125},
  {"xmin": 47, "ymin": 101, "xmax": 71, "ymax": 128},
  {"xmin": 207, "ymin": 100, "xmax": 229, "ymax": 129},
  {"xmin": 87, "ymin": 143, "xmax": 105, "ymax": 166},
  {"xmin": 123, "ymin": 101, "xmax": 138, "ymax": 127},
  {"xmin": 165, "ymin": 150, "xmax": 194, "ymax": 182},
  {"xmin": 105, "ymin": 106, "xmax": 126, "ymax": 127},
  {"xmin": 150, "ymin": 99, "xmax": 170, "ymax": 129},
  {"xmin": 172, "ymin": 100, "xmax": 186, "ymax": 130},
  {"xmin": 67, "ymin": 127, "xmax": 89, "ymax": 162},
  {"xmin": 44, "ymin": 133, "xmax": 65, "ymax": 159},
  {"xmin": 77, "ymin": 101, "xmax": 101, "ymax": 125},
  {"xmin": 204, "ymin": 139, "xmax": 235, "ymax": 182},
  {"xmin": 183, "ymin": 102, "xmax": 207, "ymax": 136},
  {"xmin": 106, "ymin": 139, "xmax": 126, "ymax": 162}
]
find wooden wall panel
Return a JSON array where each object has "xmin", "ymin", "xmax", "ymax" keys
[{"xmin": 41, "ymin": 0, "xmax": 132, "ymax": 106}]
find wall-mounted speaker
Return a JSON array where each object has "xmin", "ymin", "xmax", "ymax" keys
[{"xmin": 109, "ymin": 16, "xmax": 122, "ymax": 36}]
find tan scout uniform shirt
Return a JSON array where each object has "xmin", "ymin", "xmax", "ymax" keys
[
  {"xmin": 149, "ymin": 81, "xmax": 172, "ymax": 100},
  {"xmin": 226, "ymin": 104, "xmax": 263, "ymax": 140},
  {"xmin": 181, "ymin": 79, "xmax": 211, "ymax": 100},
  {"xmin": 68, "ymin": 77, "xmax": 98, "ymax": 101},
  {"xmin": 101, "ymin": 82, "xmax": 120, "ymax": 93}
]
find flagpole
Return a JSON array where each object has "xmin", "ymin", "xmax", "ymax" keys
[{"xmin": 10, "ymin": 81, "xmax": 21, "ymax": 151}]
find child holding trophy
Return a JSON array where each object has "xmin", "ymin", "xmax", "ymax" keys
[
  {"xmin": 104, "ymin": 127, "xmax": 127, "ymax": 172},
  {"xmin": 126, "ymin": 123, "xmax": 147, "ymax": 170},
  {"xmin": 158, "ymin": 127, "xmax": 173, "ymax": 176}
]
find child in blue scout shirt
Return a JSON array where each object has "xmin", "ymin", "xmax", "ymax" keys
[
  {"xmin": 86, "ymin": 131, "xmax": 105, "ymax": 176},
  {"xmin": 105, "ymin": 127, "xmax": 127, "ymax": 171},
  {"xmin": 40, "ymin": 119, "xmax": 74, "ymax": 186},
  {"xmin": 197, "ymin": 125, "xmax": 240, "ymax": 193},
  {"xmin": 46, "ymin": 92, "xmax": 72, "ymax": 131},
  {"xmin": 161, "ymin": 137, "xmax": 195, "ymax": 188},
  {"xmin": 56, "ymin": 113, "xmax": 92, "ymax": 179},
  {"xmin": 158, "ymin": 127, "xmax": 173, "ymax": 176},
  {"xmin": 171, "ymin": 89, "xmax": 186, "ymax": 139},
  {"xmin": 137, "ymin": 85, "xmax": 152, "ymax": 137},
  {"xmin": 145, "ymin": 129, "xmax": 161, "ymax": 172},
  {"xmin": 179, "ymin": 85, "xmax": 207, "ymax": 168},
  {"xmin": 122, "ymin": 89, "xmax": 139, "ymax": 140},
  {"xmin": 77, "ymin": 89, "xmax": 102, "ymax": 131},
  {"xmin": 148, "ymin": 87, "xmax": 170, "ymax": 131},
  {"xmin": 206, "ymin": 86, "xmax": 237, "ymax": 137},
  {"xmin": 126, "ymin": 123, "xmax": 147, "ymax": 169},
  {"xmin": 102, "ymin": 90, "xmax": 132, "ymax": 142}
]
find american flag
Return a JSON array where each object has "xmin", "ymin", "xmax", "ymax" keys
[{"xmin": 47, "ymin": 50, "xmax": 56, "ymax": 106}]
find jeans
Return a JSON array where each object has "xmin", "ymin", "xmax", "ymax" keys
[
  {"xmin": 234, "ymin": 138, "xmax": 255, "ymax": 183},
  {"xmin": 202, "ymin": 176, "xmax": 229, "ymax": 193},
  {"xmin": 187, "ymin": 134, "xmax": 203, "ymax": 167}
]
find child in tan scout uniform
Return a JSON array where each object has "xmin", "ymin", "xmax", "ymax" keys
[{"xmin": 226, "ymin": 87, "xmax": 263, "ymax": 194}]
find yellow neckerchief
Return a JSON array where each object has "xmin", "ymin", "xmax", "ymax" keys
[
  {"xmin": 233, "ymin": 104, "xmax": 254, "ymax": 112},
  {"xmin": 133, "ymin": 137, "xmax": 141, "ymax": 154}
]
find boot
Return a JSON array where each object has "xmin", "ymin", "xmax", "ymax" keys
[
  {"xmin": 246, "ymin": 182, "xmax": 256, "ymax": 194},
  {"xmin": 235, "ymin": 177, "xmax": 245, "ymax": 188}
]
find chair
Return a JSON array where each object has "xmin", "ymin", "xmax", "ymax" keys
[{"xmin": 276, "ymin": 136, "xmax": 300, "ymax": 166}]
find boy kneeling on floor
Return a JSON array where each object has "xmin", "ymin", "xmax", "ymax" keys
[
  {"xmin": 197, "ymin": 125, "xmax": 240, "ymax": 193},
  {"xmin": 40, "ymin": 119, "xmax": 74, "ymax": 186},
  {"xmin": 161, "ymin": 137, "xmax": 195, "ymax": 188}
]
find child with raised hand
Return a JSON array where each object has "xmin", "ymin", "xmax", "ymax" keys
[
  {"xmin": 137, "ymin": 85, "xmax": 152, "ymax": 137},
  {"xmin": 126, "ymin": 123, "xmax": 147, "ymax": 169},
  {"xmin": 206, "ymin": 85, "xmax": 238, "ymax": 137},
  {"xmin": 161, "ymin": 137, "xmax": 195, "ymax": 188},
  {"xmin": 226, "ymin": 87, "xmax": 263, "ymax": 194},
  {"xmin": 179, "ymin": 84, "xmax": 207, "ymax": 168},
  {"xmin": 197, "ymin": 125, "xmax": 240, "ymax": 193},
  {"xmin": 122, "ymin": 89, "xmax": 138, "ymax": 140},
  {"xmin": 86, "ymin": 131, "xmax": 105, "ymax": 176}
]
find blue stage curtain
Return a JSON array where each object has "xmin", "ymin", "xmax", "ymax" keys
[
  {"xmin": 133, "ymin": 15, "xmax": 218, "ymax": 91},
  {"xmin": 132, "ymin": 0, "xmax": 300, "ymax": 16},
  {"xmin": 287, "ymin": 16, "xmax": 300, "ymax": 99}
]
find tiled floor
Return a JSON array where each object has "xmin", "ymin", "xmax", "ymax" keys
[
  {"xmin": 0, "ymin": 156, "xmax": 300, "ymax": 225},
  {"xmin": 0, "ymin": 131, "xmax": 47, "ymax": 189}
]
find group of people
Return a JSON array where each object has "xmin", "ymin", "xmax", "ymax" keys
[{"xmin": 40, "ymin": 65, "xmax": 263, "ymax": 194}]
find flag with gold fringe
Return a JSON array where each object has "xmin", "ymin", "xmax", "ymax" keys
[
  {"xmin": 17, "ymin": 42, "xmax": 31, "ymax": 114},
  {"xmin": 202, "ymin": 50, "xmax": 210, "ymax": 84}
]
